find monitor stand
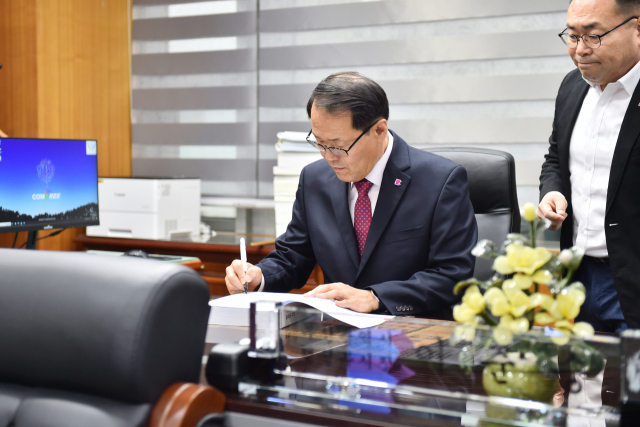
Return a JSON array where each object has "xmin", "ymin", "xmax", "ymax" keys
[{"xmin": 25, "ymin": 231, "xmax": 37, "ymax": 250}]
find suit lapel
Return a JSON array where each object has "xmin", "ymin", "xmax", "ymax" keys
[
  {"xmin": 329, "ymin": 174, "xmax": 360, "ymax": 269},
  {"xmin": 560, "ymin": 79, "xmax": 589, "ymax": 200},
  {"xmin": 606, "ymin": 82, "xmax": 640, "ymax": 214},
  {"xmin": 356, "ymin": 132, "xmax": 411, "ymax": 279}
]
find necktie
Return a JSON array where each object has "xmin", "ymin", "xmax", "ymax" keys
[{"xmin": 354, "ymin": 179, "xmax": 374, "ymax": 257}]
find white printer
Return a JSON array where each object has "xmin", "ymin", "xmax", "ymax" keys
[{"xmin": 87, "ymin": 178, "xmax": 200, "ymax": 240}]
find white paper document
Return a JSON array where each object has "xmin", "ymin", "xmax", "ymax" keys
[{"xmin": 208, "ymin": 292, "xmax": 394, "ymax": 329}]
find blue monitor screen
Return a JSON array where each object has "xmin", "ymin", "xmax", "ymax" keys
[{"xmin": 0, "ymin": 138, "xmax": 99, "ymax": 233}]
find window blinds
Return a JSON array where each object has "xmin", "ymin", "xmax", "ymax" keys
[{"xmin": 132, "ymin": 0, "xmax": 574, "ymax": 203}]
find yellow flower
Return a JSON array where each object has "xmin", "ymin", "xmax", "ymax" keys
[
  {"xmin": 548, "ymin": 320, "xmax": 594, "ymax": 345},
  {"xmin": 493, "ymin": 255, "xmax": 514, "ymax": 275},
  {"xmin": 502, "ymin": 283, "xmax": 530, "ymax": 318},
  {"xmin": 505, "ymin": 243, "xmax": 552, "ymax": 275},
  {"xmin": 551, "ymin": 329, "xmax": 571, "ymax": 345},
  {"xmin": 462, "ymin": 285, "xmax": 486, "ymax": 312},
  {"xmin": 499, "ymin": 314, "xmax": 530, "ymax": 334},
  {"xmin": 454, "ymin": 286, "xmax": 486, "ymax": 323},
  {"xmin": 534, "ymin": 311, "xmax": 555, "ymax": 325},
  {"xmin": 553, "ymin": 288, "xmax": 586, "ymax": 320},
  {"xmin": 453, "ymin": 303, "xmax": 477, "ymax": 323},
  {"xmin": 493, "ymin": 327, "xmax": 514, "ymax": 346},
  {"xmin": 572, "ymin": 322, "xmax": 595, "ymax": 339},
  {"xmin": 529, "ymin": 293, "xmax": 554, "ymax": 311},
  {"xmin": 453, "ymin": 324, "xmax": 477, "ymax": 342},
  {"xmin": 531, "ymin": 269, "xmax": 553, "ymax": 285},
  {"xmin": 523, "ymin": 202, "xmax": 537, "ymax": 222},
  {"xmin": 554, "ymin": 320, "xmax": 573, "ymax": 330},
  {"xmin": 484, "ymin": 287, "xmax": 511, "ymax": 317},
  {"xmin": 513, "ymin": 274, "xmax": 534, "ymax": 290}
]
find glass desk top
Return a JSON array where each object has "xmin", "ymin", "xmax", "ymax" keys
[{"xmin": 205, "ymin": 306, "xmax": 626, "ymax": 427}]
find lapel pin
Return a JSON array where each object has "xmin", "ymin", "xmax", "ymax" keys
[{"xmin": 394, "ymin": 179, "xmax": 402, "ymax": 186}]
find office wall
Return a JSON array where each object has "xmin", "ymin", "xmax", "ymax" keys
[
  {"xmin": 131, "ymin": 0, "xmax": 574, "ymax": 205},
  {"xmin": 0, "ymin": 0, "xmax": 132, "ymax": 251}
]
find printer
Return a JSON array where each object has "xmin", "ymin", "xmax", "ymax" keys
[{"xmin": 87, "ymin": 178, "xmax": 200, "ymax": 240}]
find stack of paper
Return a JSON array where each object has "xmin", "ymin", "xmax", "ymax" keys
[
  {"xmin": 208, "ymin": 292, "xmax": 394, "ymax": 329},
  {"xmin": 274, "ymin": 131, "xmax": 322, "ymax": 236}
]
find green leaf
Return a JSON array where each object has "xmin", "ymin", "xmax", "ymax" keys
[
  {"xmin": 453, "ymin": 278, "xmax": 483, "ymax": 295},
  {"xmin": 570, "ymin": 343, "xmax": 604, "ymax": 377},
  {"xmin": 533, "ymin": 342, "xmax": 559, "ymax": 358},
  {"xmin": 482, "ymin": 274, "xmax": 504, "ymax": 291},
  {"xmin": 536, "ymin": 356, "xmax": 559, "ymax": 379},
  {"xmin": 585, "ymin": 352, "xmax": 605, "ymax": 377},
  {"xmin": 509, "ymin": 340, "xmax": 533, "ymax": 354}
]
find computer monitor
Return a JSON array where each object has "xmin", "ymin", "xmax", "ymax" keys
[{"xmin": 0, "ymin": 137, "xmax": 99, "ymax": 247}]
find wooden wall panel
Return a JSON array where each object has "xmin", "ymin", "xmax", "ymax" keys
[
  {"xmin": 0, "ymin": 0, "xmax": 132, "ymax": 251},
  {"xmin": 0, "ymin": 0, "xmax": 38, "ymax": 137},
  {"xmin": 35, "ymin": 0, "xmax": 132, "ymax": 177}
]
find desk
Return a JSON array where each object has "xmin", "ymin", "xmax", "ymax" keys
[
  {"xmin": 75, "ymin": 234, "xmax": 324, "ymax": 297},
  {"xmin": 202, "ymin": 313, "xmax": 623, "ymax": 427}
]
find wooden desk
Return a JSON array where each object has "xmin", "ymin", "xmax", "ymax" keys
[{"xmin": 75, "ymin": 234, "xmax": 324, "ymax": 297}]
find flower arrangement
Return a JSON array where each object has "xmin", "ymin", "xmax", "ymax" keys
[{"xmin": 452, "ymin": 203, "xmax": 604, "ymax": 399}]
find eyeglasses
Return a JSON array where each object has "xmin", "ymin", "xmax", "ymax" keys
[
  {"xmin": 306, "ymin": 120, "xmax": 380, "ymax": 157},
  {"xmin": 559, "ymin": 16, "xmax": 638, "ymax": 49}
]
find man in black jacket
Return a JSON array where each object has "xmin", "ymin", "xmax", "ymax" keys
[{"xmin": 538, "ymin": 0, "xmax": 640, "ymax": 332}]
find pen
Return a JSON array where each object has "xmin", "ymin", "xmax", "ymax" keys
[{"xmin": 240, "ymin": 237, "xmax": 248, "ymax": 294}]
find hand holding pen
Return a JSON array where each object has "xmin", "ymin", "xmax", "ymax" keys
[
  {"xmin": 224, "ymin": 238, "xmax": 263, "ymax": 295},
  {"xmin": 240, "ymin": 238, "xmax": 248, "ymax": 294}
]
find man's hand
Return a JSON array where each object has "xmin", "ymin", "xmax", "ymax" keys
[
  {"xmin": 537, "ymin": 192, "xmax": 568, "ymax": 231},
  {"xmin": 225, "ymin": 260, "xmax": 262, "ymax": 294},
  {"xmin": 304, "ymin": 283, "xmax": 379, "ymax": 313}
]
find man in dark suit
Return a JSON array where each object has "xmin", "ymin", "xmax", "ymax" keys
[
  {"xmin": 539, "ymin": 0, "xmax": 640, "ymax": 332},
  {"xmin": 226, "ymin": 72, "xmax": 477, "ymax": 318}
]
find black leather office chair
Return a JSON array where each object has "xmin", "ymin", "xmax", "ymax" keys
[
  {"xmin": 426, "ymin": 148, "xmax": 520, "ymax": 281},
  {"xmin": 0, "ymin": 249, "xmax": 224, "ymax": 427}
]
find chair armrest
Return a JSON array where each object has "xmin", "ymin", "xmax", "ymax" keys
[{"xmin": 149, "ymin": 383, "xmax": 226, "ymax": 427}]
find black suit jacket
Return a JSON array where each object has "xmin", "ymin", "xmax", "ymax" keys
[
  {"xmin": 258, "ymin": 131, "xmax": 478, "ymax": 319},
  {"xmin": 540, "ymin": 68, "xmax": 640, "ymax": 329}
]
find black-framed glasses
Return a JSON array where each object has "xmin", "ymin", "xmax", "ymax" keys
[
  {"xmin": 559, "ymin": 16, "xmax": 638, "ymax": 49},
  {"xmin": 306, "ymin": 120, "xmax": 380, "ymax": 157}
]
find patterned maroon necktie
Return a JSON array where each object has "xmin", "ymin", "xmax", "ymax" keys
[{"xmin": 353, "ymin": 179, "xmax": 374, "ymax": 257}]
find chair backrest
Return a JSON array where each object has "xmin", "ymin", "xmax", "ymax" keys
[
  {"xmin": 0, "ymin": 249, "xmax": 210, "ymax": 426},
  {"xmin": 426, "ymin": 148, "xmax": 520, "ymax": 280}
]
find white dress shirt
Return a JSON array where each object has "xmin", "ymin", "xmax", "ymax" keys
[
  {"xmin": 568, "ymin": 60, "xmax": 640, "ymax": 257},
  {"xmin": 256, "ymin": 131, "xmax": 394, "ymax": 291}
]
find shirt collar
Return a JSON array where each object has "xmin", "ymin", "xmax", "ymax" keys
[
  {"xmin": 618, "ymin": 59, "xmax": 640, "ymax": 95},
  {"xmin": 582, "ymin": 59, "xmax": 640, "ymax": 96},
  {"xmin": 350, "ymin": 130, "xmax": 394, "ymax": 188}
]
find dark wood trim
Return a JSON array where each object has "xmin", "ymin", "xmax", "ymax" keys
[
  {"xmin": 75, "ymin": 235, "xmax": 323, "ymax": 297},
  {"xmin": 149, "ymin": 383, "xmax": 226, "ymax": 427},
  {"xmin": 75, "ymin": 234, "xmax": 275, "ymax": 257}
]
